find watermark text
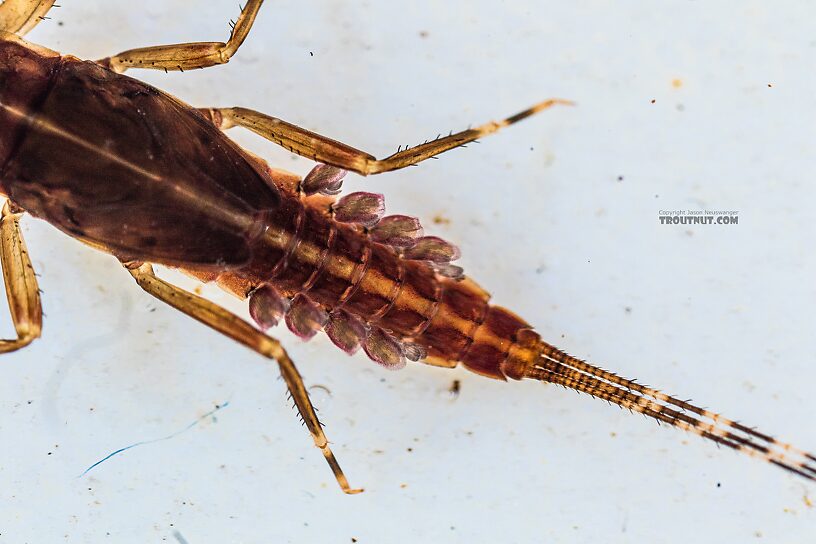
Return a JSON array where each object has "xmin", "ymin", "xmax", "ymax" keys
[{"xmin": 658, "ymin": 209, "xmax": 739, "ymax": 225}]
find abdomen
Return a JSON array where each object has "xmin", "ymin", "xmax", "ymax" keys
[{"xmin": 201, "ymin": 168, "xmax": 540, "ymax": 380}]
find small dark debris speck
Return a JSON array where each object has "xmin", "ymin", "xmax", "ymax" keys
[
  {"xmin": 650, "ymin": 99, "xmax": 656, "ymax": 104},
  {"xmin": 624, "ymin": 307, "xmax": 632, "ymax": 314},
  {"xmin": 309, "ymin": 51, "xmax": 314, "ymax": 57},
  {"xmin": 617, "ymin": 175, "xmax": 624, "ymax": 182}
]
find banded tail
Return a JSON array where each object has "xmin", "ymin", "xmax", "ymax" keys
[{"xmin": 521, "ymin": 339, "xmax": 816, "ymax": 481}]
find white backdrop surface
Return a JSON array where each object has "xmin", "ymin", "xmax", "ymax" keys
[{"xmin": 1, "ymin": 1, "xmax": 815, "ymax": 542}]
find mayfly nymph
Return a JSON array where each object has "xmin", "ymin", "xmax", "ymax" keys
[{"xmin": 0, "ymin": 0, "xmax": 813, "ymax": 493}]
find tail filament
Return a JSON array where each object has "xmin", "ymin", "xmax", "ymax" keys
[{"xmin": 527, "ymin": 340, "xmax": 816, "ymax": 481}]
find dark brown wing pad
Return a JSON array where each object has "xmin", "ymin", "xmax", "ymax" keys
[{"xmin": 2, "ymin": 56, "xmax": 280, "ymax": 268}]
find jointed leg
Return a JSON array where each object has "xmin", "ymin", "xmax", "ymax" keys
[
  {"xmin": 0, "ymin": 0, "xmax": 56, "ymax": 36},
  {"xmin": 199, "ymin": 99, "xmax": 572, "ymax": 176},
  {"xmin": 125, "ymin": 262, "xmax": 363, "ymax": 494},
  {"xmin": 98, "ymin": 0, "xmax": 263, "ymax": 74},
  {"xmin": 0, "ymin": 201, "xmax": 42, "ymax": 353}
]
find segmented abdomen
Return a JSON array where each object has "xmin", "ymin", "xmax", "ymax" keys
[{"xmin": 192, "ymin": 167, "xmax": 539, "ymax": 380}]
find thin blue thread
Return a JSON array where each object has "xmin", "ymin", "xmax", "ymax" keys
[{"xmin": 78, "ymin": 401, "xmax": 230, "ymax": 478}]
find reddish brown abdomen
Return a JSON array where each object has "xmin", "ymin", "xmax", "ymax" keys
[{"xmin": 234, "ymin": 181, "xmax": 539, "ymax": 380}]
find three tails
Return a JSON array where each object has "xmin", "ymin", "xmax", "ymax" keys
[{"xmin": 524, "ymin": 339, "xmax": 816, "ymax": 481}]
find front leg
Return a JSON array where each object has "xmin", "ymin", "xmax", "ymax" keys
[
  {"xmin": 97, "ymin": 0, "xmax": 263, "ymax": 74},
  {"xmin": 125, "ymin": 262, "xmax": 362, "ymax": 495},
  {"xmin": 0, "ymin": 201, "xmax": 41, "ymax": 353}
]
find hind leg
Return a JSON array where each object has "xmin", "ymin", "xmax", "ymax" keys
[
  {"xmin": 198, "ymin": 99, "xmax": 572, "ymax": 177},
  {"xmin": 124, "ymin": 261, "xmax": 363, "ymax": 494}
]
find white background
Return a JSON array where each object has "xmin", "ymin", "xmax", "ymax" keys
[{"xmin": 2, "ymin": 1, "xmax": 815, "ymax": 542}]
